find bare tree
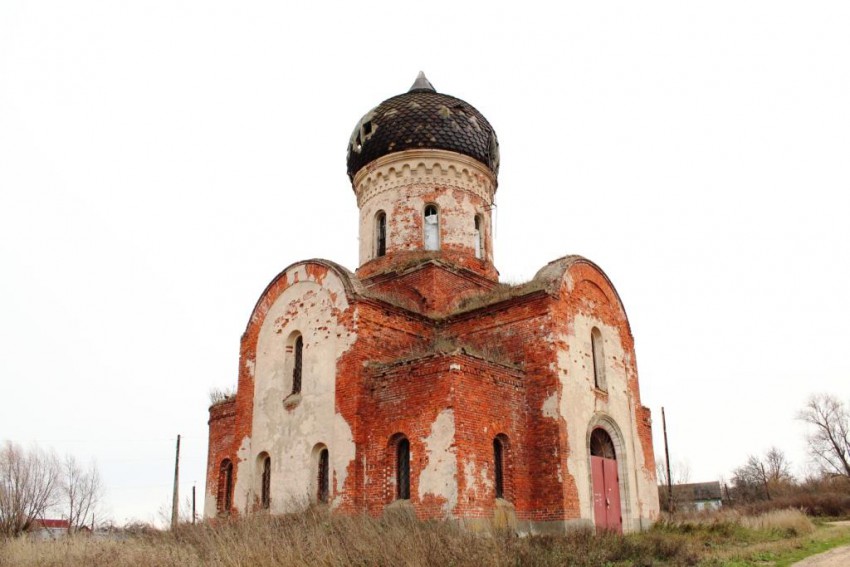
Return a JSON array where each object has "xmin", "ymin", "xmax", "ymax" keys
[
  {"xmin": 798, "ymin": 393, "xmax": 850, "ymax": 478},
  {"xmin": 59, "ymin": 455, "xmax": 103, "ymax": 533},
  {"xmin": 0, "ymin": 441, "xmax": 60, "ymax": 537},
  {"xmin": 732, "ymin": 446, "xmax": 794, "ymax": 501},
  {"xmin": 656, "ymin": 459, "xmax": 691, "ymax": 486}
]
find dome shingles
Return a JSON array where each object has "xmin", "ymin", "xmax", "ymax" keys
[{"xmin": 347, "ymin": 75, "xmax": 499, "ymax": 180}]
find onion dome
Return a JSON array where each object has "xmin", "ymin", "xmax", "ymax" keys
[{"xmin": 347, "ymin": 72, "xmax": 500, "ymax": 180}]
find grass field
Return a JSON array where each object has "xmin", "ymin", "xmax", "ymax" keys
[{"xmin": 1, "ymin": 508, "xmax": 848, "ymax": 566}]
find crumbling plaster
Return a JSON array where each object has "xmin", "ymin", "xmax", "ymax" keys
[
  {"xmin": 418, "ymin": 408, "xmax": 458, "ymax": 516},
  {"xmin": 556, "ymin": 301, "xmax": 655, "ymax": 533},
  {"xmin": 236, "ymin": 263, "xmax": 357, "ymax": 514},
  {"xmin": 354, "ymin": 151, "xmax": 495, "ymax": 265}
]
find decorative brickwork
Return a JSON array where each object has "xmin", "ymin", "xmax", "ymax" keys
[{"xmin": 205, "ymin": 76, "xmax": 659, "ymax": 533}]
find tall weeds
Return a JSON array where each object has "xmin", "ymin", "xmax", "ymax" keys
[{"xmin": 0, "ymin": 507, "xmax": 827, "ymax": 567}]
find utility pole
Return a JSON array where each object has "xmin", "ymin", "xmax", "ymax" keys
[
  {"xmin": 192, "ymin": 484, "xmax": 196, "ymax": 525},
  {"xmin": 171, "ymin": 434, "xmax": 180, "ymax": 530},
  {"xmin": 661, "ymin": 407, "xmax": 673, "ymax": 513}
]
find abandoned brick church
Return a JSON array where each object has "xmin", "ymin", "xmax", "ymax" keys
[{"xmin": 205, "ymin": 73, "xmax": 659, "ymax": 533}]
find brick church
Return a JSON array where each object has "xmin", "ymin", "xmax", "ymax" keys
[{"xmin": 205, "ymin": 73, "xmax": 659, "ymax": 533}]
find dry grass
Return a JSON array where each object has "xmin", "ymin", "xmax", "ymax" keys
[
  {"xmin": 740, "ymin": 508, "xmax": 815, "ymax": 536},
  {"xmin": 0, "ymin": 507, "xmax": 845, "ymax": 567}
]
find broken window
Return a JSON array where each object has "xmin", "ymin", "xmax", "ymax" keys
[
  {"xmin": 590, "ymin": 428, "xmax": 616, "ymax": 459},
  {"xmin": 494, "ymin": 436, "xmax": 506, "ymax": 499},
  {"xmin": 317, "ymin": 448, "xmax": 330, "ymax": 504},
  {"xmin": 292, "ymin": 335, "xmax": 303, "ymax": 394},
  {"xmin": 474, "ymin": 215, "xmax": 484, "ymax": 259},
  {"xmin": 376, "ymin": 211, "xmax": 387, "ymax": 257},
  {"xmin": 424, "ymin": 205, "xmax": 439, "ymax": 251},
  {"xmin": 261, "ymin": 455, "xmax": 271, "ymax": 510},
  {"xmin": 591, "ymin": 327, "xmax": 606, "ymax": 391},
  {"xmin": 218, "ymin": 459, "xmax": 233, "ymax": 514},
  {"xmin": 396, "ymin": 437, "xmax": 410, "ymax": 500}
]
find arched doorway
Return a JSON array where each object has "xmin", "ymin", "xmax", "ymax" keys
[{"xmin": 590, "ymin": 428, "xmax": 622, "ymax": 533}]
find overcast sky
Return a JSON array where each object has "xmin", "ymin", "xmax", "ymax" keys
[{"xmin": 2, "ymin": 2, "xmax": 849, "ymax": 525}]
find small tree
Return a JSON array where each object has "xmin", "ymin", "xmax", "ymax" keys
[
  {"xmin": 798, "ymin": 393, "xmax": 850, "ymax": 478},
  {"xmin": 0, "ymin": 441, "xmax": 60, "ymax": 538},
  {"xmin": 731, "ymin": 446, "xmax": 794, "ymax": 502},
  {"xmin": 59, "ymin": 455, "xmax": 103, "ymax": 533}
]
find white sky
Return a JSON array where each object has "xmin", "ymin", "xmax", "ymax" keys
[{"xmin": 2, "ymin": 2, "xmax": 849, "ymax": 524}]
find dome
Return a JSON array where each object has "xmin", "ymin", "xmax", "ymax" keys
[{"xmin": 346, "ymin": 72, "xmax": 500, "ymax": 180}]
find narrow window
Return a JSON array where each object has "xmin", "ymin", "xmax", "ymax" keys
[
  {"xmin": 218, "ymin": 459, "xmax": 233, "ymax": 514},
  {"xmin": 474, "ymin": 215, "xmax": 484, "ymax": 259},
  {"xmin": 424, "ymin": 205, "xmax": 439, "ymax": 251},
  {"xmin": 317, "ymin": 448, "xmax": 330, "ymax": 503},
  {"xmin": 376, "ymin": 211, "xmax": 387, "ymax": 257},
  {"xmin": 292, "ymin": 335, "xmax": 303, "ymax": 394},
  {"xmin": 396, "ymin": 438, "xmax": 410, "ymax": 500},
  {"xmin": 591, "ymin": 327, "xmax": 606, "ymax": 390},
  {"xmin": 494, "ymin": 437, "xmax": 505, "ymax": 499},
  {"xmin": 261, "ymin": 456, "xmax": 271, "ymax": 509}
]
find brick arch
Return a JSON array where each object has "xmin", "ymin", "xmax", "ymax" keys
[
  {"xmin": 242, "ymin": 259, "xmax": 362, "ymax": 339},
  {"xmin": 532, "ymin": 255, "xmax": 633, "ymax": 335}
]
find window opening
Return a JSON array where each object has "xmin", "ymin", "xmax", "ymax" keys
[
  {"xmin": 261, "ymin": 456, "xmax": 271, "ymax": 509},
  {"xmin": 396, "ymin": 438, "xmax": 410, "ymax": 500},
  {"xmin": 376, "ymin": 211, "xmax": 387, "ymax": 257},
  {"xmin": 424, "ymin": 205, "xmax": 439, "ymax": 251},
  {"xmin": 474, "ymin": 215, "xmax": 484, "ymax": 259},
  {"xmin": 317, "ymin": 448, "xmax": 330, "ymax": 503},
  {"xmin": 591, "ymin": 327, "xmax": 606, "ymax": 390},
  {"xmin": 590, "ymin": 428, "xmax": 616, "ymax": 460},
  {"xmin": 494, "ymin": 437, "xmax": 505, "ymax": 499},
  {"xmin": 219, "ymin": 459, "xmax": 233, "ymax": 514},
  {"xmin": 292, "ymin": 335, "xmax": 303, "ymax": 394}
]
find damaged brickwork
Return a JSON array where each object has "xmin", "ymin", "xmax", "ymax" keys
[{"xmin": 205, "ymin": 75, "xmax": 659, "ymax": 533}]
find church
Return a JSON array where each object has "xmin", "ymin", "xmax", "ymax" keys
[{"xmin": 205, "ymin": 73, "xmax": 659, "ymax": 534}]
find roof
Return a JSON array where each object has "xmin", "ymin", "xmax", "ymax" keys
[
  {"xmin": 669, "ymin": 482, "xmax": 723, "ymax": 501},
  {"xmin": 33, "ymin": 519, "xmax": 70, "ymax": 529},
  {"xmin": 346, "ymin": 72, "xmax": 499, "ymax": 180}
]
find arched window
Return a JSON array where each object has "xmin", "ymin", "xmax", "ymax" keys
[
  {"xmin": 375, "ymin": 211, "xmax": 387, "ymax": 257},
  {"xmin": 292, "ymin": 335, "xmax": 303, "ymax": 394},
  {"xmin": 424, "ymin": 204, "xmax": 439, "ymax": 251},
  {"xmin": 474, "ymin": 215, "xmax": 484, "ymax": 259},
  {"xmin": 317, "ymin": 448, "xmax": 330, "ymax": 504},
  {"xmin": 591, "ymin": 327, "xmax": 606, "ymax": 391},
  {"xmin": 218, "ymin": 459, "xmax": 233, "ymax": 514},
  {"xmin": 494, "ymin": 435, "xmax": 508, "ymax": 499},
  {"xmin": 260, "ymin": 455, "xmax": 271, "ymax": 509},
  {"xmin": 396, "ymin": 437, "xmax": 410, "ymax": 500},
  {"xmin": 590, "ymin": 428, "xmax": 616, "ymax": 460}
]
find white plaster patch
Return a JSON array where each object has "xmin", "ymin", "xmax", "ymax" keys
[
  {"xmin": 243, "ymin": 266, "xmax": 358, "ymax": 516},
  {"xmin": 542, "ymin": 391, "xmax": 559, "ymax": 419},
  {"xmin": 418, "ymin": 409, "xmax": 457, "ymax": 516},
  {"xmin": 233, "ymin": 435, "xmax": 252, "ymax": 513},
  {"xmin": 332, "ymin": 412, "xmax": 356, "ymax": 508},
  {"xmin": 246, "ymin": 358, "xmax": 255, "ymax": 378},
  {"xmin": 556, "ymin": 310, "xmax": 658, "ymax": 531}
]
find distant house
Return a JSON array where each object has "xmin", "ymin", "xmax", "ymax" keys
[
  {"xmin": 29, "ymin": 519, "xmax": 69, "ymax": 540},
  {"xmin": 663, "ymin": 482, "xmax": 723, "ymax": 511}
]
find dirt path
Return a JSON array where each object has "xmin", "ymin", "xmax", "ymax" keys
[{"xmin": 792, "ymin": 522, "xmax": 850, "ymax": 567}]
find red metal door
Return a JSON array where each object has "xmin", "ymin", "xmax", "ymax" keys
[{"xmin": 591, "ymin": 455, "xmax": 622, "ymax": 533}]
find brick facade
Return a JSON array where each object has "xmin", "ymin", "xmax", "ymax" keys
[{"xmin": 204, "ymin": 78, "xmax": 659, "ymax": 532}]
